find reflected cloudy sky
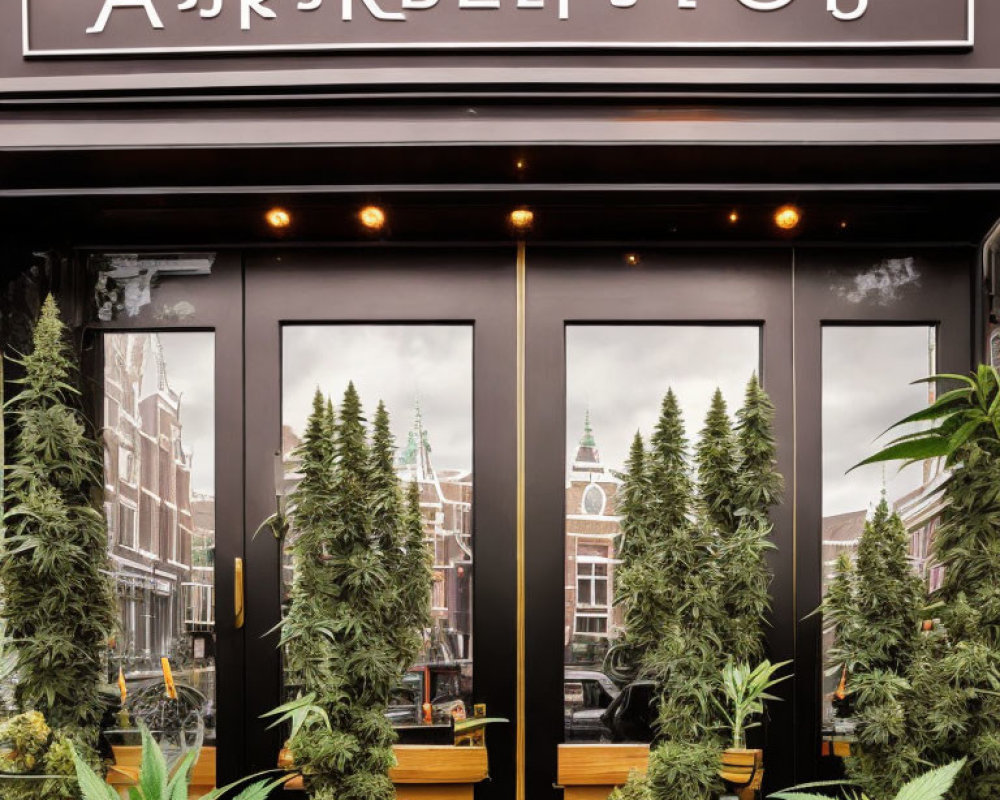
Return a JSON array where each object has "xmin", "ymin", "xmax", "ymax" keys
[
  {"xmin": 282, "ymin": 326, "xmax": 473, "ymax": 471},
  {"xmin": 566, "ymin": 326, "xmax": 761, "ymax": 478},
  {"xmin": 153, "ymin": 324, "xmax": 934, "ymax": 515},
  {"xmin": 823, "ymin": 326, "xmax": 934, "ymax": 517},
  {"xmin": 159, "ymin": 332, "xmax": 215, "ymax": 494}
]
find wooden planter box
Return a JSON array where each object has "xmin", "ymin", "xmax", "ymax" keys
[
  {"xmin": 107, "ymin": 746, "xmax": 216, "ymax": 799},
  {"xmin": 108, "ymin": 745, "xmax": 489, "ymax": 800},
  {"xmin": 558, "ymin": 744, "xmax": 650, "ymax": 800},
  {"xmin": 283, "ymin": 745, "xmax": 489, "ymax": 800},
  {"xmin": 557, "ymin": 743, "xmax": 763, "ymax": 800}
]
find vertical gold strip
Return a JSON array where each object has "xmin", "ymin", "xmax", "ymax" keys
[
  {"xmin": 515, "ymin": 240, "xmax": 527, "ymax": 800},
  {"xmin": 791, "ymin": 250, "xmax": 798, "ymax": 653}
]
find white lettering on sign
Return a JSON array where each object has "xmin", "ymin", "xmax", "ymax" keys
[
  {"xmin": 828, "ymin": 0, "xmax": 868, "ymax": 20},
  {"xmin": 85, "ymin": 0, "xmax": 874, "ymax": 36},
  {"xmin": 342, "ymin": 0, "xmax": 406, "ymax": 20},
  {"xmin": 242, "ymin": 0, "xmax": 275, "ymax": 28},
  {"xmin": 178, "ymin": 0, "xmax": 222, "ymax": 18},
  {"xmin": 736, "ymin": 0, "xmax": 794, "ymax": 10},
  {"xmin": 87, "ymin": 0, "xmax": 163, "ymax": 33}
]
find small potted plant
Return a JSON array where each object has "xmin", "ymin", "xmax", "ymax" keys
[{"xmin": 713, "ymin": 660, "xmax": 790, "ymax": 800}]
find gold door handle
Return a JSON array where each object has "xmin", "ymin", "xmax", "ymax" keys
[{"xmin": 234, "ymin": 558, "xmax": 245, "ymax": 629}]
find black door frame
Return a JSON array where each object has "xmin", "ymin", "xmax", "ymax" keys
[
  {"xmin": 73, "ymin": 241, "xmax": 979, "ymax": 797},
  {"xmin": 81, "ymin": 251, "xmax": 247, "ymax": 787},
  {"xmin": 523, "ymin": 246, "xmax": 797, "ymax": 798},
  {"xmin": 792, "ymin": 246, "xmax": 977, "ymax": 783},
  {"xmin": 241, "ymin": 246, "xmax": 519, "ymax": 799}
]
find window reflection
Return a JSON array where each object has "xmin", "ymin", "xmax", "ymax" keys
[
  {"xmin": 564, "ymin": 325, "xmax": 760, "ymax": 742},
  {"xmin": 821, "ymin": 326, "xmax": 938, "ymax": 727},
  {"xmin": 281, "ymin": 326, "xmax": 474, "ymax": 727},
  {"xmin": 103, "ymin": 332, "xmax": 216, "ymax": 750}
]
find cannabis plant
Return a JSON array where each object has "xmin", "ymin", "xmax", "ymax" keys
[
  {"xmin": 280, "ymin": 384, "xmax": 429, "ymax": 800},
  {"xmin": 770, "ymin": 757, "xmax": 965, "ymax": 800},
  {"xmin": 635, "ymin": 390, "xmax": 727, "ymax": 744},
  {"xmin": 843, "ymin": 366, "xmax": 1000, "ymax": 799},
  {"xmin": 696, "ymin": 389, "xmax": 739, "ymax": 535},
  {"xmin": 0, "ymin": 296, "xmax": 115, "ymax": 794},
  {"xmin": 608, "ymin": 741, "xmax": 724, "ymax": 800},
  {"xmin": 723, "ymin": 373, "xmax": 784, "ymax": 664},
  {"xmin": 607, "ymin": 432, "xmax": 654, "ymax": 681},
  {"xmin": 70, "ymin": 723, "xmax": 289, "ymax": 800},
  {"xmin": 399, "ymin": 480, "xmax": 432, "ymax": 663},
  {"xmin": 612, "ymin": 378, "xmax": 784, "ymax": 800},
  {"xmin": 841, "ymin": 497, "xmax": 923, "ymax": 675}
]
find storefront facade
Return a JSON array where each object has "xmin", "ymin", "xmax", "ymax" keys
[{"xmin": 3, "ymin": 2, "xmax": 1000, "ymax": 798}]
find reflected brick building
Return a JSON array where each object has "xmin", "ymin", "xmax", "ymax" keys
[
  {"xmin": 103, "ymin": 333, "xmax": 213, "ymax": 684},
  {"xmin": 564, "ymin": 415, "xmax": 622, "ymax": 666},
  {"xmin": 396, "ymin": 408, "xmax": 473, "ymax": 664}
]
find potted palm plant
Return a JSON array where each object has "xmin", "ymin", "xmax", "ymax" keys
[{"xmin": 714, "ymin": 660, "xmax": 790, "ymax": 800}]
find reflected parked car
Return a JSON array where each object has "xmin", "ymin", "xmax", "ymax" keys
[
  {"xmin": 564, "ymin": 668, "xmax": 621, "ymax": 742},
  {"xmin": 600, "ymin": 680, "xmax": 657, "ymax": 743}
]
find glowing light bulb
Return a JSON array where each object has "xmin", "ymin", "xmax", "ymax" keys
[
  {"xmin": 509, "ymin": 208, "xmax": 535, "ymax": 230},
  {"xmin": 265, "ymin": 207, "xmax": 291, "ymax": 229},
  {"xmin": 359, "ymin": 206, "xmax": 387, "ymax": 231},
  {"xmin": 774, "ymin": 205, "xmax": 802, "ymax": 231}
]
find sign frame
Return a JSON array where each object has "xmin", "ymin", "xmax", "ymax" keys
[{"xmin": 21, "ymin": 0, "xmax": 975, "ymax": 57}]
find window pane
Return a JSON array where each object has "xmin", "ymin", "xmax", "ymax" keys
[
  {"xmin": 103, "ymin": 332, "xmax": 217, "ymax": 762},
  {"xmin": 281, "ymin": 325, "xmax": 474, "ymax": 726},
  {"xmin": 565, "ymin": 325, "xmax": 761, "ymax": 742},
  {"xmin": 822, "ymin": 326, "xmax": 937, "ymax": 727}
]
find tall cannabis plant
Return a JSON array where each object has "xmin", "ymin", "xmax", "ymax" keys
[
  {"xmin": 612, "ymin": 377, "xmax": 784, "ymax": 800},
  {"xmin": 821, "ymin": 498, "xmax": 925, "ymax": 799},
  {"xmin": 608, "ymin": 432, "xmax": 653, "ymax": 680},
  {"xmin": 622, "ymin": 390, "xmax": 727, "ymax": 800},
  {"xmin": 1, "ymin": 295, "xmax": 115, "ymax": 733},
  {"xmin": 847, "ymin": 366, "xmax": 1000, "ymax": 799},
  {"xmin": 852, "ymin": 497, "xmax": 924, "ymax": 673},
  {"xmin": 283, "ymin": 384, "xmax": 428, "ymax": 800},
  {"xmin": 399, "ymin": 480, "xmax": 432, "ymax": 665},
  {"xmin": 733, "ymin": 373, "xmax": 784, "ymax": 520},
  {"xmin": 718, "ymin": 374, "xmax": 783, "ymax": 664},
  {"xmin": 696, "ymin": 389, "xmax": 739, "ymax": 535}
]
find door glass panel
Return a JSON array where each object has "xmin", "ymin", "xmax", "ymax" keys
[
  {"xmin": 564, "ymin": 325, "xmax": 761, "ymax": 742},
  {"xmin": 103, "ymin": 332, "xmax": 217, "ymax": 759},
  {"xmin": 280, "ymin": 325, "xmax": 474, "ymax": 725},
  {"xmin": 821, "ymin": 326, "xmax": 937, "ymax": 726}
]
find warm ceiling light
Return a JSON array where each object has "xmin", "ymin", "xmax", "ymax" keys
[
  {"xmin": 359, "ymin": 206, "xmax": 387, "ymax": 231},
  {"xmin": 840, "ymin": 220, "xmax": 849, "ymax": 230},
  {"xmin": 265, "ymin": 207, "xmax": 291, "ymax": 229},
  {"xmin": 509, "ymin": 208, "xmax": 535, "ymax": 230},
  {"xmin": 515, "ymin": 158, "xmax": 527, "ymax": 171},
  {"xmin": 774, "ymin": 205, "xmax": 802, "ymax": 231},
  {"xmin": 728, "ymin": 210, "xmax": 740, "ymax": 224},
  {"xmin": 624, "ymin": 253, "xmax": 641, "ymax": 267}
]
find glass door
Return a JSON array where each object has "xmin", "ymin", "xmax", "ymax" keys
[
  {"xmin": 523, "ymin": 247, "xmax": 796, "ymax": 798},
  {"xmin": 84, "ymin": 251, "xmax": 245, "ymax": 787},
  {"xmin": 794, "ymin": 248, "xmax": 975, "ymax": 782},
  {"xmin": 242, "ymin": 248, "xmax": 518, "ymax": 798}
]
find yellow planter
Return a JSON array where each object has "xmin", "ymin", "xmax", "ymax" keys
[
  {"xmin": 556, "ymin": 743, "xmax": 764, "ymax": 800},
  {"xmin": 110, "ymin": 745, "xmax": 488, "ymax": 800}
]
